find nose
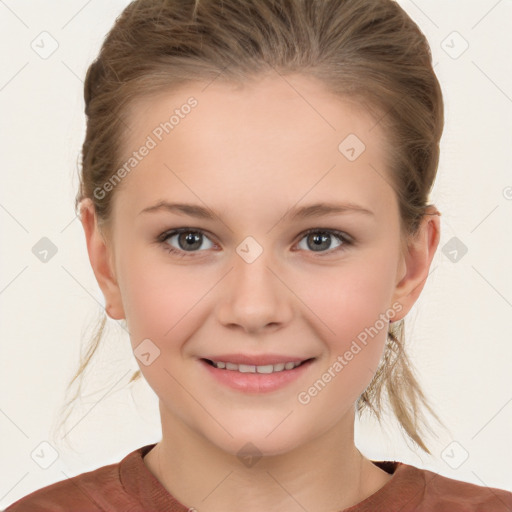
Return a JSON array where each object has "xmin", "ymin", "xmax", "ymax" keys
[{"xmin": 215, "ymin": 244, "xmax": 294, "ymax": 334}]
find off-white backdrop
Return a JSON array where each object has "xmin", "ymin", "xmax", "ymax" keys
[{"xmin": 1, "ymin": 0, "xmax": 511, "ymax": 508}]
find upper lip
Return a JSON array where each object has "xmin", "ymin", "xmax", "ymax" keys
[{"xmin": 200, "ymin": 354, "xmax": 314, "ymax": 366}]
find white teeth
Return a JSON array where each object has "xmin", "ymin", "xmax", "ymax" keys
[
  {"xmin": 255, "ymin": 364, "xmax": 274, "ymax": 374},
  {"xmin": 210, "ymin": 360, "xmax": 303, "ymax": 373},
  {"xmin": 238, "ymin": 364, "xmax": 255, "ymax": 373}
]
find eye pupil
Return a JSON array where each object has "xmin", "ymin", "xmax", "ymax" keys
[
  {"xmin": 308, "ymin": 233, "xmax": 331, "ymax": 251},
  {"xmin": 179, "ymin": 231, "xmax": 202, "ymax": 251}
]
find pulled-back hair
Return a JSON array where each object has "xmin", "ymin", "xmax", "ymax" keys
[{"xmin": 58, "ymin": 0, "xmax": 446, "ymax": 455}]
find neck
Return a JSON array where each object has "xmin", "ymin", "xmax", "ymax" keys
[{"xmin": 144, "ymin": 403, "xmax": 391, "ymax": 512}]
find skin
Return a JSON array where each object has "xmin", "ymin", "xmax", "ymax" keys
[{"xmin": 80, "ymin": 73, "xmax": 440, "ymax": 512}]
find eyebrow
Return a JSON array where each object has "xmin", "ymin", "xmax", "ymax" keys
[{"xmin": 138, "ymin": 200, "xmax": 374, "ymax": 220}]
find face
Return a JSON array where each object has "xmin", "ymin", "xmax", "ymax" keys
[{"xmin": 84, "ymin": 74, "xmax": 431, "ymax": 458}]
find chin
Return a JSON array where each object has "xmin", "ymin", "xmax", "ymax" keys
[{"xmin": 206, "ymin": 425, "xmax": 304, "ymax": 460}]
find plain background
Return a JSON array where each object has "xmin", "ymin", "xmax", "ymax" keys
[{"xmin": 1, "ymin": 0, "xmax": 511, "ymax": 508}]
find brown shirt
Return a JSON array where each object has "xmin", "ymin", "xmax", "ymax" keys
[{"xmin": 4, "ymin": 443, "xmax": 512, "ymax": 511}]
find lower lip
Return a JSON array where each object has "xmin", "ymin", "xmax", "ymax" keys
[{"xmin": 200, "ymin": 359, "xmax": 315, "ymax": 393}]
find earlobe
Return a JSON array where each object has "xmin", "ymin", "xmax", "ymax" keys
[
  {"xmin": 79, "ymin": 198, "xmax": 125, "ymax": 320},
  {"xmin": 390, "ymin": 207, "xmax": 441, "ymax": 321}
]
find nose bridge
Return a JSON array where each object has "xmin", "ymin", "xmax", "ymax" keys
[
  {"xmin": 217, "ymin": 235, "xmax": 292, "ymax": 331},
  {"xmin": 232, "ymin": 235, "xmax": 279, "ymax": 301}
]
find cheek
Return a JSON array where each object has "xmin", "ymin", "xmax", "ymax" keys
[
  {"xmin": 118, "ymin": 251, "xmax": 209, "ymax": 344},
  {"xmin": 118, "ymin": 258, "xmax": 211, "ymax": 400},
  {"xmin": 304, "ymin": 256, "xmax": 396, "ymax": 339},
  {"xmin": 294, "ymin": 262, "xmax": 394, "ymax": 416},
  {"xmin": 296, "ymin": 254, "xmax": 397, "ymax": 397}
]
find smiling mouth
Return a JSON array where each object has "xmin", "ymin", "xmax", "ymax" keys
[{"xmin": 201, "ymin": 358, "xmax": 315, "ymax": 374}]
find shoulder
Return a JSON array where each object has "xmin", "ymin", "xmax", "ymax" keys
[
  {"xmin": 403, "ymin": 463, "xmax": 512, "ymax": 511},
  {"xmin": 3, "ymin": 446, "xmax": 149, "ymax": 512}
]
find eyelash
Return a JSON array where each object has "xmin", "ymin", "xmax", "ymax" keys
[{"xmin": 156, "ymin": 227, "xmax": 353, "ymax": 259}]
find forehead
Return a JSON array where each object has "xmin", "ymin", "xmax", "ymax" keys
[
  {"xmin": 125, "ymin": 73, "xmax": 385, "ymax": 149},
  {"xmin": 113, "ymin": 74, "xmax": 396, "ymax": 222}
]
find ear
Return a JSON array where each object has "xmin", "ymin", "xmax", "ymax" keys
[
  {"xmin": 390, "ymin": 206, "xmax": 441, "ymax": 320},
  {"xmin": 79, "ymin": 198, "xmax": 125, "ymax": 320}
]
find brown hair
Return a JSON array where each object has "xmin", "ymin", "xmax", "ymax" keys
[{"xmin": 56, "ymin": 0, "xmax": 446, "ymax": 455}]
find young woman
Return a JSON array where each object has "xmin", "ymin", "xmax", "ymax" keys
[{"xmin": 5, "ymin": 0, "xmax": 512, "ymax": 510}]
